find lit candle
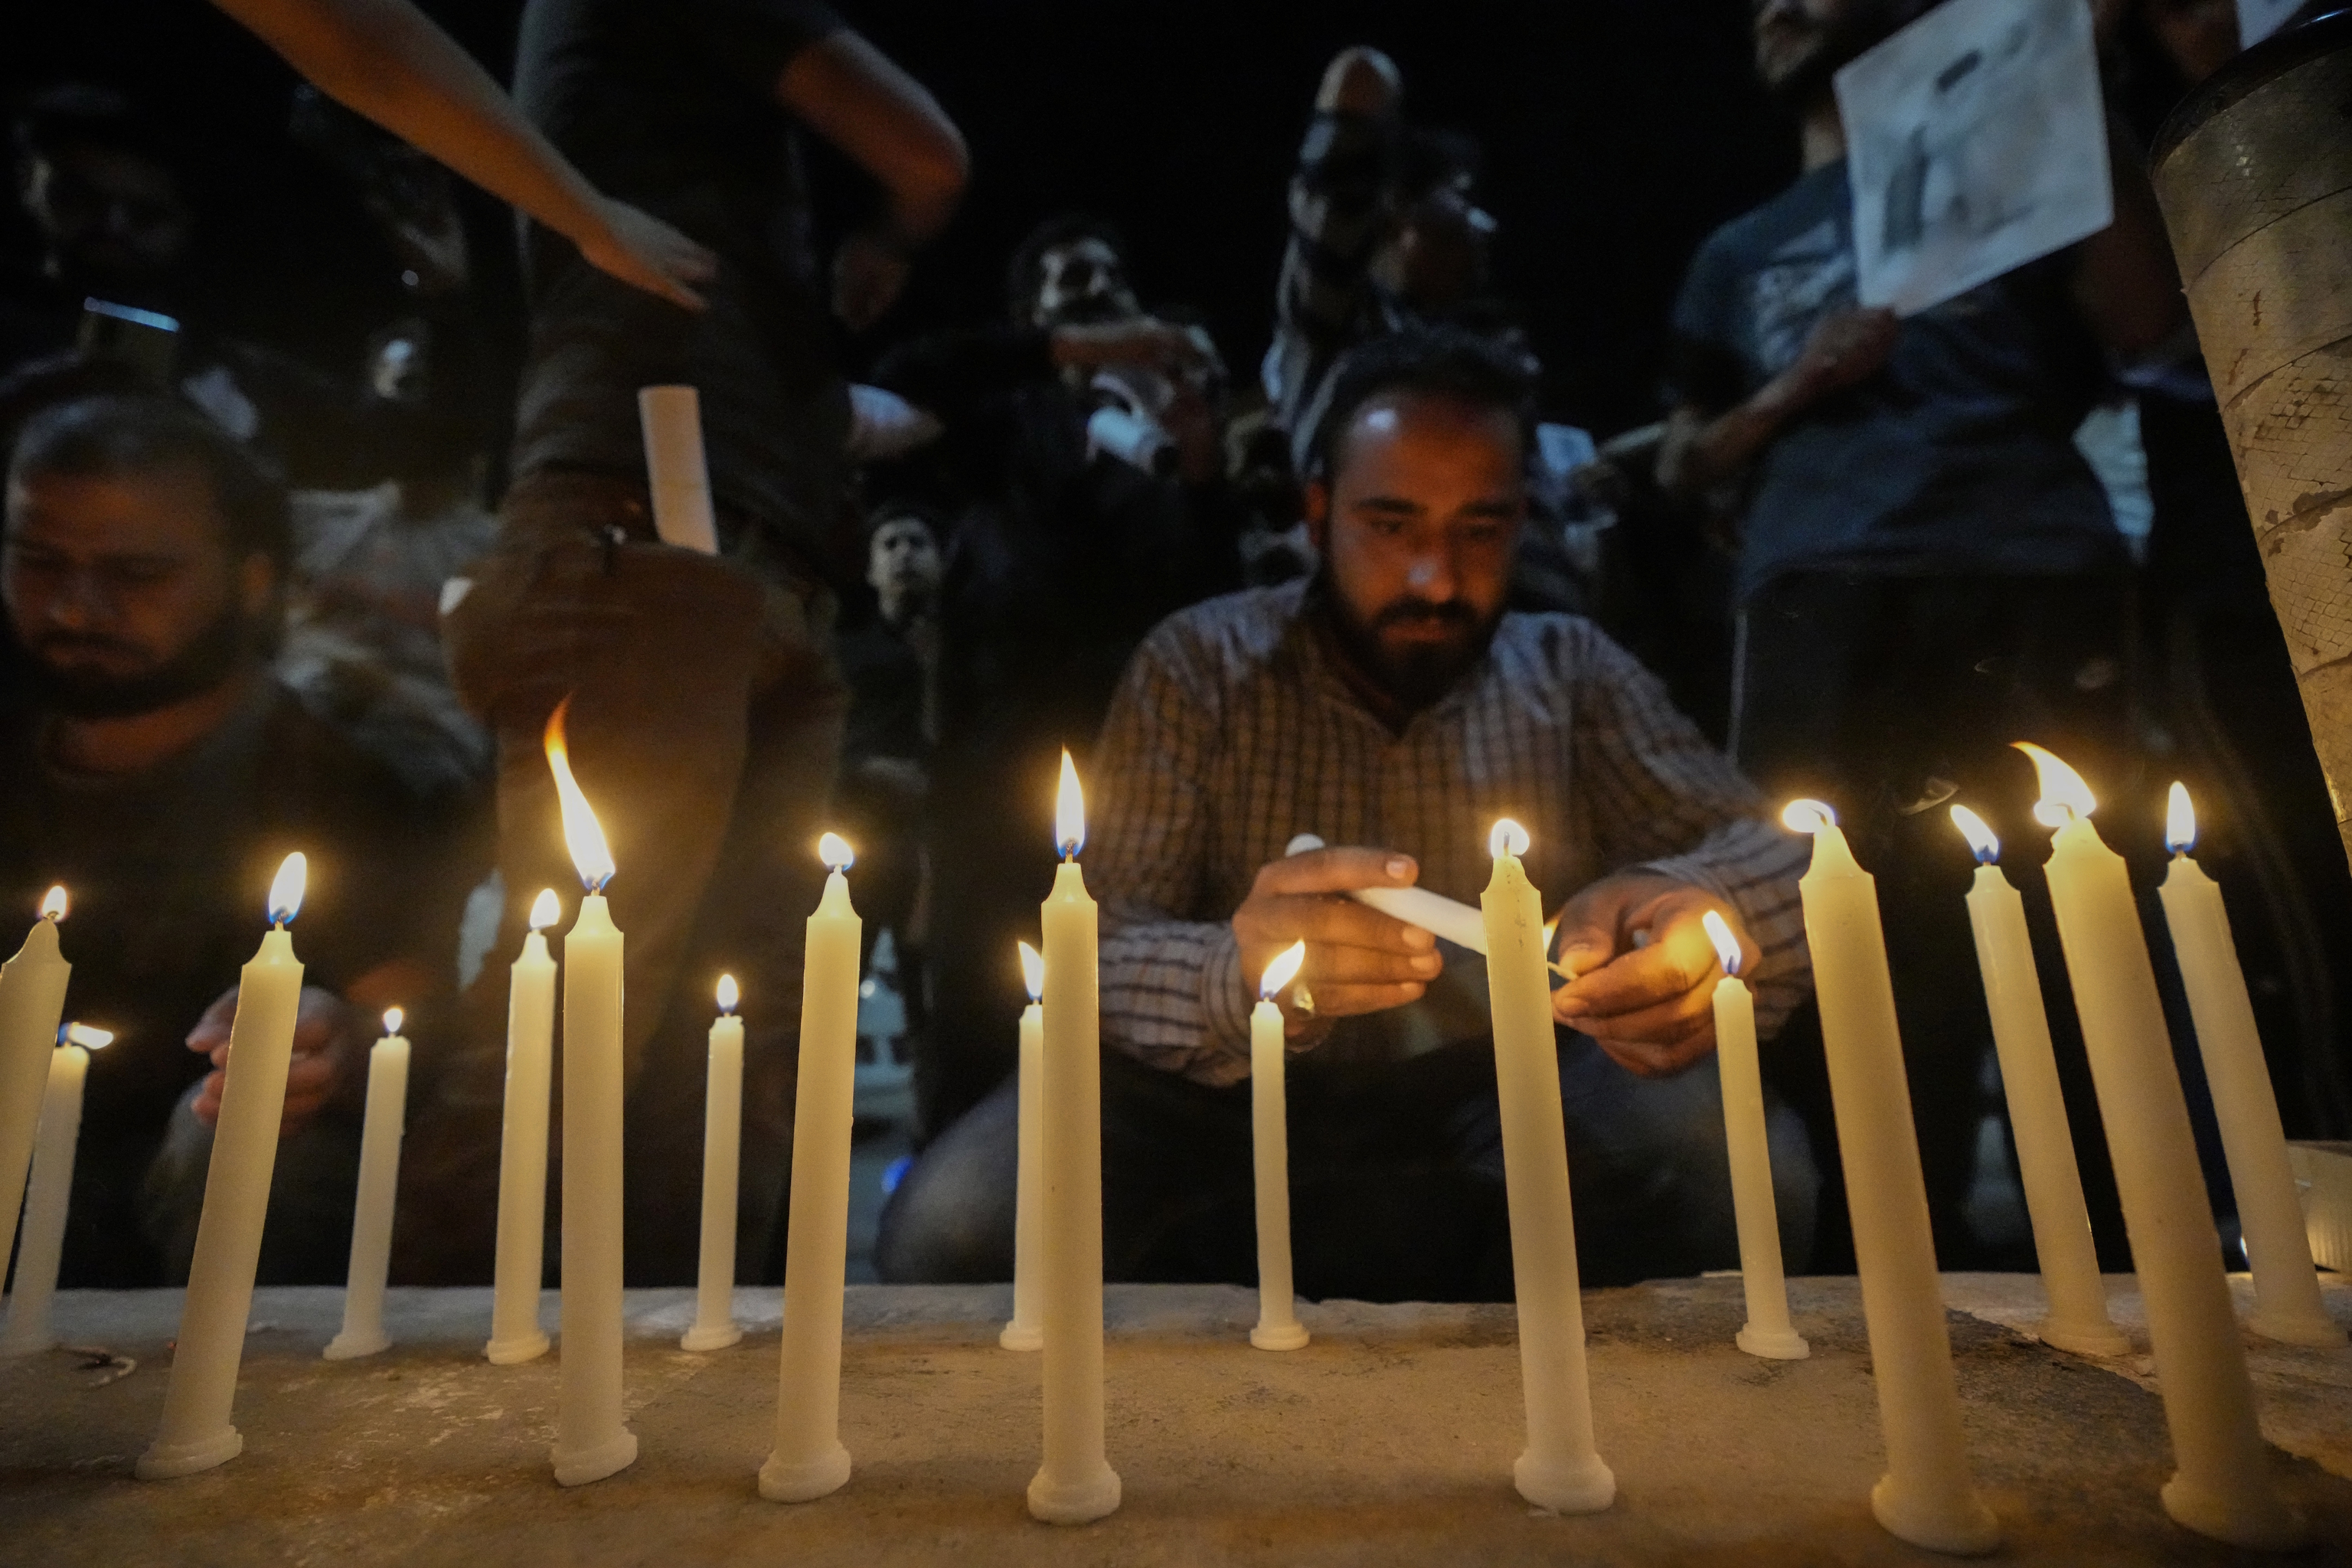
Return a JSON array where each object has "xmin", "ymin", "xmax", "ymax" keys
[
  {"xmin": 2158, "ymin": 782, "xmax": 2341, "ymax": 1347},
  {"xmin": 1027, "ymin": 752, "xmax": 1122, "ymax": 1525},
  {"xmin": 1250, "ymin": 940, "xmax": 1309, "ymax": 1352},
  {"xmin": 684, "ymin": 975, "xmax": 746, "ymax": 1352},
  {"xmin": 1949, "ymin": 805, "xmax": 2128, "ymax": 1357},
  {"xmin": 138, "ymin": 854, "xmax": 309, "ymax": 1480},
  {"xmin": 1481, "ymin": 818, "xmax": 1615, "ymax": 1514},
  {"xmin": 324, "ymin": 1009, "xmax": 411, "ymax": 1360},
  {"xmin": 0, "ymin": 887, "xmax": 71, "ymax": 1295},
  {"xmin": 760, "ymin": 834, "xmax": 863, "ymax": 1502},
  {"xmin": 1785, "ymin": 800, "xmax": 1999, "ymax": 1553},
  {"xmin": 0, "ymin": 1024, "xmax": 106, "ymax": 1357},
  {"xmin": 1703, "ymin": 911, "xmax": 1807, "ymax": 1361},
  {"xmin": 2016, "ymin": 746, "xmax": 2301, "ymax": 1549},
  {"xmin": 487, "ymin": 888, "xmax": 560, "ymax": 1364},
  {"xmin": 546, "ymin": 701, "xmax": 637, "ymax": 1487},
  {"xmin": 1001, "ymin": 941, "xmax": 1046, "ymax": 1352}
]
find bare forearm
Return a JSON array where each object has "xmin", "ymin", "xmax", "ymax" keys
[
  {"xmin": 780, "ymin": 31, "xmax": 968, "ymax": 250},
  {"xmin": 1657, "ymin": 379, "xmax": 1807, "ymax": 501}
]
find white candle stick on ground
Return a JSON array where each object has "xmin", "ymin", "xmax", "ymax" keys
[
  {"xmin": 2158, "ymin": 783, "xmax": 2341, "ymax": 1348},
  {"xmin": 0, "ymin": 1025, "xmax": 103, "ymax": 1357},
  {"xmin": 1250, "ymin": 940, "xmax": 1309, "ymax": 1352},
  {"xmin": 325, "ymin": 1011, "xmax": 411, "ymax": 1360},
  {"xmin": 684, "ymin": 975, "xmax": 746, "ymax": 1353},
  {"xmin": 1785, "ymin": 801, "xmax": 1999, "ymax": 1555},
  {"xmin": 2017, "ymin": 746, "xmax": 2301, "ymax": 1550},
  {"xmin": 761, "ymin": 835, "xmax": 863, "ymax": 1501},
  {"xmin": 546, "ymin": 701, "xmax": 637, "ymax": 1487},
  {"xmin": 139, "ymin": 854, "xmax": 309, "ymax": 1481},
  {"xmin": 1702, "ymin": 912, "xmax": 1807, "ymax": 1361},
  {"xmin": 487, "ymin": 889, "xmax": 560, "ymax": 1364},
  {"xmin": 1481, "ymin": 819, "xmax": 1615, "ymax": 1514},
  {"xmin": 1001, "ymin": 942, "xmax": 1046, "ymax": 1352},
  {"xmin": 1949, "ymin": 807, "xmax": 2128, "ymax": 1357},
  {"xmin": 636, "ymin": 385, "xmax": 718, "ymax": 554},
  {"xmin": 0, "ymin": 887, "xmax": 72, "ymax": 1297},
  {"xmin": 1028, "ymin": 753, "xmax": 1121, "ymax": 1525}
]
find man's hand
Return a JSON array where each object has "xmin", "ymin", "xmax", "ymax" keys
[
  {"xmin": 1655, "ymin": 305, "xmax": 1899, "ymax": 503},
  {"xmin": 1550, "ymin": 874, "xmax": 1756, "ymax": 1079},
  {"xmin": 1050, "ymin": 318, "xmax": 1219, "ymax": 376},
  {"xmin": 1232, "ymin": 846, "xmax": 1441, "ymax": 1034},
  {"xmin": 832, "ymin": 224, "xmax": 914, "ymax": 330},
  {"xmin": 187, "ymin": 984, "xmax": 368, "ymax": 1136},
  {"xmin": 1788, "ymin": 305, "xmax": 1898, "ymax": 400},
  {"xmin": 577, "ymin": 197, "xmax": 716, "ymax": 312}
]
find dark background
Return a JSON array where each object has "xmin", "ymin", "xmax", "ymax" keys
[{"xmin": 2, "ymin": 0, "xmax": 1795, "ymax": 439}]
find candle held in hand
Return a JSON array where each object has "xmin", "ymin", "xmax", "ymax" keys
[
  {"xmin": 685, "ymin": 975, "xmax": 746, "ymax": 1352},
  {"xmin": 1001, "ymin": 942, "xmax": 1046, "ymax": 1351},
  {"xmin": 0, "ymin": 1023, "xmax": 105, "ymax": 1357},
  {"xmin": 139, "ymin": 854, "xmax": 309, "ymax": 1480},
  {"xmin": 0, "ymin": 887, "xmax": 71, "ymax": 1298},
  {"xmin": 487, "ymin": 889, "xmax": 560, "ymax": 1364},
  {"xmin": 1704, "ymin": 911, "xmax": 1807, "ymax": 1361},
  {"xmin": 1250, "ymin": 941, "xmax": 1309, "ymax": 1352}
]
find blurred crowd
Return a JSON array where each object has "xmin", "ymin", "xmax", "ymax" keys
[{"xmin": 2, "ymin": 0, "xmax": 2345, "ymax": 1298}]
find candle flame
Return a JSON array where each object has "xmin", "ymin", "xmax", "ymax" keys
[
  {"xmin": 1260, "ymin": 939, "xmax": 1307, "ymax": 999},
  {"xmin": 1018, "ymin": 939, "xmax": 1044, "ymax": 1002},
  {"xmin": 63, "ymin": 1023, "xmax": 112, "ymax": 1050},
  {"xmin": 1488, "ymin": 818, "xmax": 1530, "ymax": 859},
  {"xmin": 1780, "ymin": 799, "xmax": 1838, "ymax": 834},
  {"xmin": 2014, "ymin": 742, "xmax": 2096, "ymax": 828},
  {"xmin": 1056, "ymin": 750, "xmax": 1086, "ymax": 858},
  {"xmin": 528, "ymin": 887, "xmax": 561, "ymax": 931},
  {"xmin": 39, "ymin": 885, "xmax": 67, "ymax": 922},
  {"xmin": 1701, "ymin": 910, "xmax": 1742, "ymax": 978},
  {"xmin": 1949, "ymin": 804, "xmax": 2000, "ymax": 866},
  {"xmin": 383, "ymin": 1008, "xmax": 404, "ymax": 1036},
  {"xmin": 268, "ymin": 852, "xmax": 307, "ymax": 925},
  {"xmin": 716, "ymin": 973, "xmax": 739, "ymax": 1013},
  {"xmin": 818, "ymin": 831, "xmax": 855, "ymax": 872},
  {"xmin": 2166, "ymin": 781, "xmax": 2197, "ymax": 854},
  {"xmin": 544, "ymin": 698, "xmax": 615, "ymax": 892}
]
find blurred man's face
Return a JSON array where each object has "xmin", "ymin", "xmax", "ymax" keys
[
  {"xmin": 1031, "ymin": 238, "xmax": 1138, "ymax": 329},
  {"xmin": 2, "ymin": 465, "xmax": 270, "ymax": 719},
  {"xmin": 1753, "ymin": 0, "xmax": 1880, "ymax": 103},
  {"xmin": 1374, "ymin": 178, "xmax": 1494, "ymax": 312},
  {"xmin": 1306, "ymin": 391, "xmax": 1523, "ymax": 712},
  {"xmin": 18, "ymin": 144, "xmax": 193, "ymax": 289},
  {"xmin": 866, "ymin": 514, "xmax": 942, "ymax": 625}
]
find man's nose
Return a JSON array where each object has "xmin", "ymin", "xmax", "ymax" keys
[{"xmin": 1406, "ymin": 553, "xmax": 1455, "ymax": 598}]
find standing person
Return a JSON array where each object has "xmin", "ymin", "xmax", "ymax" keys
[
  {"xmin": 1655, "ymin": 0, "xmax": 2185, "ymax": 1265},
  {"xmin": 417, "ymin": 1, "xmax": 966, "ymax": 1286}
]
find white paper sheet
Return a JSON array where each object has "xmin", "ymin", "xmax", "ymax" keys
[{"xmin": 1837, "ymin": 0, "xmax": 2112, "ymax": 317}]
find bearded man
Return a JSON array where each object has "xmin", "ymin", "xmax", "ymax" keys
[{"xmin": 877, "ymin": 329, "xmax": 1818, "ymax": 1299}]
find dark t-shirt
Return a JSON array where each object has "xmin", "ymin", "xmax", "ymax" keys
[
  {"xmin": 511, "ymin": 0, "xmax": 851, "ymax": 576},
  {"xmin": 1667, "ymin": 161, "xmax": 2121, "ymax": 603},
  {"xmin": 0, "ymin": 682, "xmax": 476, "ymax": 1285}
]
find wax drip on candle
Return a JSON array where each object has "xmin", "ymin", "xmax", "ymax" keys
[
  {"xmin": 544, "ymin": 698, "xmax": 615, "ymax": 892},
  {"xmin": 1950, "ymin": 805, "xmax": 2000, "ymax": 867},
  {"xmin": 266, "ymin": 854, "xmax": 307, "ymax": 929},
  {"xmin": 1260, "ymin": 940, "xmax": 1305, "ymax": 1001},
  {"xmin": 381, "ymin": 1008, "xmax": 403, "ymax": 1037},
  {"xmin": 1701, "ymin": 910, "xmax": 1742, "ymax": 979},
  {"xmin": 2014, "ymin": 742, "xmax": 2096, "ymax": 828},
  {"xmin": 716, "ymin": 973, "xmax": 739, "ymax": 1014},
  {"xmin": 818, "ymin": 833, "xmax": 855, "ymax": 874},
  {"xmin": 1056, "ymin": 751, "xmax": 1086, "ymax": 861},
  {"xmin": 38, "ymin": 886, "xmax": 66, "ymax": 923},
  {"xmin": 60, "ymin": 1023, "xmax": 111, "ymax": 1050},
  {"xmin": 529, "ymin": 888, "xmax": 561, "ymax": 931},
  {"xmin": 1018, "ymin": 940, "xmax": 1044, "ymax": 1003},
  {"xmin": 2166, "ymin": 782, "xmax": 2197, "ymax": 857}
]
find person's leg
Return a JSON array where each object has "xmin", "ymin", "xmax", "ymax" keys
[
  {"xmin": 141, "ymin": 1087, "xmax": 366, "ymax": 1285},
  {"xmin": 871, "ymin": 1077, "xmax": 1019, "ymax": 1282}
]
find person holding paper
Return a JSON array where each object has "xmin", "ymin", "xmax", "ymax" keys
[
  {"xmin": 1652, "ymin": 0, "xmax": 2187, "ymax": 1267},
  {"xmin": 877, "ymin": 328, "xmax": 1818, "ymax": 1299},
  {"xmin": 424, "ymin": 2, "xmax": 967, "ymax": 1284}
]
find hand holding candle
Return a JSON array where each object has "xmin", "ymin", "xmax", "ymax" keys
[
  {"xmin": 487, "ymin": 889, "xmax": 561, "ymax": 1365},
  {"xmin": 0, "ymin": 1023, "xmax": 106, "ymax": 1357},
  {"xmin": 1250, "ymin": 940, "xmax": 1310, "ymax": 1352},
  {"xmin": 1704, "ymin": 910, "xmax": 1807, "ymax": 1361},
  {"xmin": 325, "ymin": 1008, "xmax": 411, "ymax": 1361},
  {"xmin": 684, "ymin": 975, "xmax": 746, "ymax": 1353},
  {"xmin": 1001, "ymin": 941, "xmax": 1046, "ymax": 1352}
]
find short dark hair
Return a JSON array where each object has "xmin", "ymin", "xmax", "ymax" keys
[
  {"xmin": 7, "ymin": 394, "xmax": 290, "ymax": 570},
  {"xmin": 1004, "ymin": 214, "xmax": 1126, "ymax": 324},
  {"xmin": 1310, "ymin": 327, "xmax": 1537, "ymax": 482}
]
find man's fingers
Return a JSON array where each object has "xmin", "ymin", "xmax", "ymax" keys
[
  {"xmin": 1574, "ymin": 989, "xmax": 1717, "ymax": 1050},
  {"xmin": 1308, "ymin": 980, "xmax": 1426, "ymax": 1018},
  {"xmin": 1256, "ymin": 846, "xmax": 1419, "ymax": 899},
  {"xmin": 1593, "ymin": 1030, "xmax": 1713, "ymax": 1080},
  {"xmin": 1555, "ymin": 940, "xmax": 1708, "ymax": 1020},
  {"xmin": 1305, "ymin": 942, "xmax": 1442, "ymax": 987},
  {"xmin": 1274, "ymin": 893, "xmax": 1436, "ymax": 955}
]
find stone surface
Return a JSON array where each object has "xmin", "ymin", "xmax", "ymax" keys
[{"xmin": 2, "ymin": 1275, "xmax": 2348, "ymax": 1565}]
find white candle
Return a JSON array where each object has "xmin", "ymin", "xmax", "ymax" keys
[
  {"xmin": 0, "ymin": 1025, "xmax": 103, "ymax": 1357},
  {"xmin": 1785, "ymin": 801, "xmax": 1998, "ymax": 1554},
  {"xmin": 2158, "ymin": 782, "xmax": 2341, "ymax": 1348},
  {"xmin": 760, "ymin": 835, "xmax": 863, "ymax": 1502},
  {"xmin": 546, "ymin": 701, "xmax": 637, "ymax": 1487},
  {"xmin": 1702, "ymin": 912, "xmax": 1807, "ymax": 1361},
  {"xmin": 2015, "ymin": 746, "xmax": 2301, "ymax": 1550},
  {"xmin": 324, "ymin": 1011, "xmax": 411, "ymax": 1360},
  {"xmin": 138, "ymin": 854, "xmax": 309, "ymax": 1480},
  {"xmin": 684, "ymin": 975, "xmax": 746, "ymax": 1353},
  {"xmin": 0, "ymin": 887, "xmax": 71, "ymax": 1295},
  {"xmin": 636, "ymin": 385, "xmax": 719, "ymax": 554},
  {"xmin": 1250, "ymin": 940, "xmax": 1309, "ymax": 1352},
  {"xmin": 1001, "ymin": 942, "xmax": 1046, "ymax": 1352},
  {"xmin": 1027, "ymin": 753, "xmax": 1121, "ymax": 1525},
  {"xmin": 1481, "ymin": 819, "xmax": 1615, "ymax": 1514},
  {"xmin": 487, "ymin": 889, "xmax": 560, "ymax": 1364},
  {"xmin": 1949, "ymin": 806, "xmax": 2128, "ymax": 1357}
]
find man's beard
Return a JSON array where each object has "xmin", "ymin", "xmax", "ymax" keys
[
  {"xmin": 1318, "ymin": 577, "xmax": 1498, "ymax": 714},
  {"xmin": 1762, "ymin": 4, "xmax": 1902, "ymax": 109},
  {"xmin": 25, "ymin": 606, "xmax": 252, "ymax": 720}
]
